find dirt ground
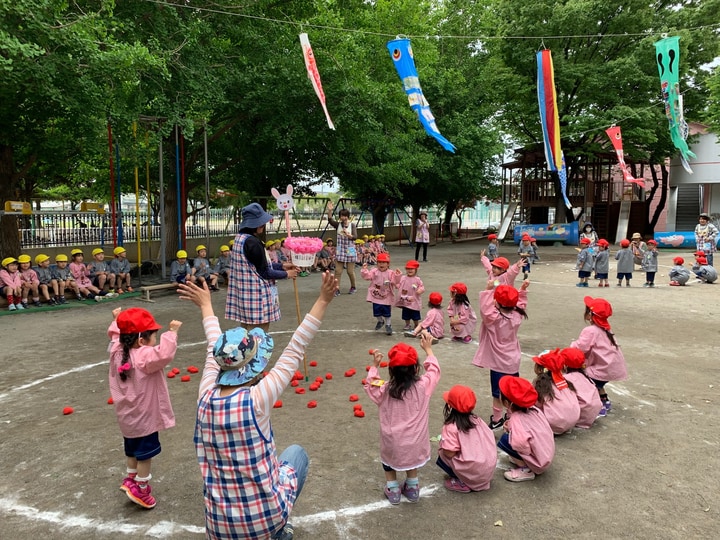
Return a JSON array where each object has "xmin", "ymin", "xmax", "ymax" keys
[{"xmin": 1, "ymin": 240, "xmax": 718, "ymax": 539}]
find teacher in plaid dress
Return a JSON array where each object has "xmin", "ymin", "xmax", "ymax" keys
[{"xmin": 226, "ymin": 203, "xmax": 298, "ymax": 332}]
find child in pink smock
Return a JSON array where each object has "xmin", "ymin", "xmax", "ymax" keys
[
  {"xmin": 108, "ymin": 307, "xmax": 181, "ymax": 509},
  {"xmin": 560, "ymin": 347, "xmax": 603, "ymax": 428},
  {"xmin": 1, "ymin": 257, "xmax": 24, "ymax": 311},
  {"xmin": 480, "ymin": 253, "xmax": 522, "ymax": 287},
  {"xmin": 446, "ymin": 282, "xmax": 477, "ymax": 343},
  {"xmin": 392, "ymin": 260, "xmax": 425, "ymax": 332},
  {"xmin": 178, "ymin": 272, "xmax": 338, "ymax": 540},
  {"xmin": 472, "ymin": 281, "xmax": 530, "ymax": 430},
  {"xmin": 532, "ymin": 349, "xmax": 581, "ymax": 435},
  {"xmin": 361, "ymin": 252, "xmax": 396, "ymax": 335},
  {"xmin": 17, "ymin": 254, "xmax": 40, "ymax": 307},
  {"xmin": 570, "ymin": 296, "xmax": 628, "ymax": 417},
  {"xmin": 405, "ymin": 292, "xmax": 445, "ymax": 341},
  {"xmin": 70, "ymin": 249, "xmax": 103, "ymax": 300},
  {"xmin": 497, "ymin": 376, "xmax": 555, "ymax": 482},
  {"xmin": 437, "ymin": 385, "xmax": 497, "ymax": 493},
  {"xmin": 364, "ymin": 336, "xmax": 441, "ymax": 504}
]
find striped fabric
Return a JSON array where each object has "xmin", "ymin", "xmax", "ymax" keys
[
  {"xmin": 225, "ymin": 234, "xmax": 280, "ymax": 324},
  {"xmin": 196, "ymin": 314, "xmax": 320, "ymax": 539}
]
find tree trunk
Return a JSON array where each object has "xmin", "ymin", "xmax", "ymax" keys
[
  {"xmin": 0, "ymin": 144, "xmax": 21, "ymax": 256},
  {"xmin": 371, "ymin": 203, "xmax": 387, "ymax": 234},
  {"xmin": 443, "ymin": 201, "xmax": 457, "ymax": 236}
]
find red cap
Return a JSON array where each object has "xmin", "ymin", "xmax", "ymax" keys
[
  {"xmin": 405, "ymin": 260, "xmax": 420, "ymax": 269},
  {"xmin": 443, "ymin": 385, "xmax": 477, "ymax": 413},
  {"xmin": 560, "ymin": 347, "xmax": 586, "ymax": 369},
  {"xmin": 429, "ymin": 292, "xmax": 443, "ymax": 305},
  {"xmin": 580, "ymin": 237, "xmax": 592, "ymax": 245},
  {"xmin": 388, "ymin": 343, "xmax": 418, "ymax": 367},
  {"xmin": 491, "ymin": 257, "xmax": 510, "ymax": 271},
  {"xmin": 673, "ymin": 257, "xmax": 684, "ymax": 265},
  {"xmin": 620, "ymin": 239, "xmax": 630, "ymax": 247},
  {"xmin": 647, "ymin": 239, "xmax": 657, "ymax": 246},
  {"xmin": 694, "ymin": 251, "xmax": 706, "ymax": 257},
  {"xmin": 584, "ymin": 296, "xmax": 612, "ymax": 319},
  {"xmin": 499, "ymin": 376, "xmax": 538, "ymax": 408},
  {"xmin": 377, "ymin": 253, "xmax": 390, "ymax": 263},
  {"xmin": 494, "ymin": 285, "xmax": 519, "ymax": 308},
  {"xmin": 449, "ymin": 282, "xmax": 467, "ymax": 295},
  {"xmin": 116, "ymin": 308, "xmax": 162, "ymax": 334},
  {"xmin": 698, "ymin": 257, "xmax": 708, "ymax": 265},
  {"xmin": 487, "ymin": 234, "xmax": 497, "ymax": 240},
  {"xmin": 597, "ymin": 239, "xmax": 610, "ymax": 248}
]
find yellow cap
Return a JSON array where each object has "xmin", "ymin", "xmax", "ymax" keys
[
  {"xmin": 92, "ymin": 248, "xmax": 104, "ymax": 256},
  {"xmin": 71, "ymin": 248, "xmax": 83, "ymax": 256},
  {"xmin": 196, "ymin": 245, "xmax": 207, "ymax": 252},
  {"xmin": 2, "ymin": 257, "xmax": 17, "ymax": 267},
  {"xmin": 265, "ymin": 240, "xmax": 275, "ymax": 248},
  {"xmin": 35, "ymin": 254, "xmax": 50, "ymax": 265},
  {"xmin": 113, "ymin": 246, "xmax": 126, "ymax": 256},
  {"xmin": 176, "ymin": 250, "xmax": 188, "ymax": 258},
  {"xmin": 355, "ymin": 239, "xmax": 365, "ymax": 245},
  {"xmin": 219, "ymin": 245, "xmax": 230, "ymax": 252},
  {"xmin": 229, "ymin": 239, "xmax": 234, "ymax": 246},
  {"xmin": 55, "ymin": 254, "xmax": 68, "ymax": 262},
  {"xmin": 17, "ymin": 254, "xmax": 31, "ymax": 264}
]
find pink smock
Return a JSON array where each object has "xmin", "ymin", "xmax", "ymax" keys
[
  {"xmin": 505, "ymin": 407, "xmax": 555, "ymax": 474},
  {"xmin": 439, "ymin": 416, "xmax": 497, "ymax": 491},
  {"xmin": 537, "ymin": 385, "xmax": 581, "ymax": 435},
  {"xmin": 361, "ymin": 267, "xmax": 395, "ymax": 306},
  {"xmin": 392, "ymin": 273, "xmax": 424, "ymax": 311},
  {"xmin": 565, "ymin": 371, "xmax": 603, "ymax": 429},
  {"xmin": 570, "ymin": 325, "xmax": 628, "ymax": 382},
  {"xmin": 447, "ymin": 302, "xmax": 477, "ymax": 339}
]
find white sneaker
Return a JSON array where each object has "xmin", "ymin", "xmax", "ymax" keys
[
  {"xmin": 95, "ymin": 295, "xmax": 104, "ymax": 302},
  {"xmin": 8, "ymin": 304, "xmax": 16, "ymax": 311},
  {"xmin": 15, "ymin": 303, "xmax": 25, "ymax": 310}
]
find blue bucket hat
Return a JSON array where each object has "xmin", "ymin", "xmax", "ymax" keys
[
  {"xmin": 239, "ymin": 203, "xmax": 273, "ymax": 229},
  {"xmin": 213, "ymin": 327, "xmax": 274, "ymax": 386}
]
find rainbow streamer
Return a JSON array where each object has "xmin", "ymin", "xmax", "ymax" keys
[{"xmin": 537, "ymin": 50, "xmax": 570, "ymax": 208}]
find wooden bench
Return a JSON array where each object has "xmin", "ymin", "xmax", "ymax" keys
[{"xmin": 139, "ymin": 283, "xmax": 178, "ymax": 302}]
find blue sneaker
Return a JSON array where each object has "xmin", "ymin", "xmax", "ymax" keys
[{"xmin": 597, "ymin": 405, "xmax": 608, "ymax": 418}]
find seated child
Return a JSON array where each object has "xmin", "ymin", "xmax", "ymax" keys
[
  {"xmin": 313, "ymin": 244, "xmax": 331, "ymax": 272},
  {"xmin": 18, "ymin": 254, "xmax": 41, "ymax": 307},
  {"xmin": 70, "ymin": 249, "xmax": 104, "ymax": 300},
  {"xmin": 692, "ymin": 255, "xmax": 717, "ymax": 283},
  {"xmin": 51, "ymin": 254, "xmax": 81, "ymax": 303},
  {"xmin": 192, "ymin": 245, "xmax": 219, "ymax": 290},
  {"xmin": 170, "ymin": 250, "xmax": 194, "ymax": 284},
  {"xmin": 87, "ymin": 248, "xmax": 116, "ymax": 293},
  {"xmin": 1, "ymin": 257, "xmax": 24, "ymax": 310},
  {"xmin": 324, "ymin": 238, "xmax": 336, "ymax": 271},
  {"xmin": 532, "ymin": 349, "xmax": 581, "ymax": 435},
  {"xmin": 669, "ymin": 256, "xmax": 691, "ymax": 286},
  {"xmin": 110, "ymin": 247, "xmax": 133, "ymax": 293},
  {"xmin": 406, "ymin": 292, "xmax": 445, "ymax": 341},
  {"xmin": 213, "ymin": 245, "xmax": 231, "ymax": 285},
  {"xmin": 437, "ymin": 385, "xmax": 497, "ymax": 493},
  {"xmin": 560, "ymin": 347, "xmax": 603, "ymax": 429},
  {"xmin": 446, "ymin": 282, "xmax": 477, "ymax": 343},
  {"xmin": 496, "ymin": 375, "xmax": 555, "ymax": 482},
  {"xmin": 34, "ymin": 254, "xmax": 58, "ymax": 305}
]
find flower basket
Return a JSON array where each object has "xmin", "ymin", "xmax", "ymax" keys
[
  {"xmin": 291, "ymin": 251, "xmax": 316, "ymax": 267},
  {"xmin": 284, "ymin": 236, "xmax": 324, "ymax": 267}
]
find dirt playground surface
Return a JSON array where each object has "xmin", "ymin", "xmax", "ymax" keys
[{"xmin": 1, "ymin": 240, "xmax": 718, "ymax": 539}]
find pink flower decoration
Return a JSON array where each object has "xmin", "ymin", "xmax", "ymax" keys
[{"xmin": 284, "ymin": 236, "xmax": 324, "ymax": 254}]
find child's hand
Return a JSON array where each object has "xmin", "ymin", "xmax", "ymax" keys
[
  {"xmin": 515, "ymin": 259, "xmax": 524, "ymax": 267},
  {"xmin": 486, "ymin": 279, "xmax": 496, "ymax": 290},
  {"xmin": 480, "ymin": 249, "xmax": 486, "ymax": 257},
  {"xmin": 319, "ymin": 270, "xmax": 339, "ymax": 302},
  {"xmin": 112, "ymin": 307, "xmax": 122, "ymax": 319},
  {"xmin": 419, "ymin": 331, "xmax": 434, "ymax": 354},
  {"xmin": 520, "ymin": 279, "xmax": 530, "ymax": 291},
  {"xmin": 395, "ymin": 268, "xmax": 401, "ymax": 275},
  {"xmin": 168, "ymin": 320, "xmax": 182, "ymax": 332}
]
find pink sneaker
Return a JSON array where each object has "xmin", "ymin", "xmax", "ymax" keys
[
  {"xmin": 504, "ymin": 467, "xmax": 536, "ymax": 482},
  {"xmin": 444, "ymin": 477, "xmax": 471, "ymax": 493},
  {"xmin": 120, "ymin": 476, "xmax": 136, "ymax": 493},
  {"xmin": 126, "ymin": 482, "xmax": 156, "ymax": 509}
]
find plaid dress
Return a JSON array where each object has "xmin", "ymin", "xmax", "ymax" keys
[
  {"xmin": 334, "ymin": 223, "xmax": 357, "ymax": 263},
  {"xmin": 225, "ymin": 234, "xmax": 280, "ymax": 324}
]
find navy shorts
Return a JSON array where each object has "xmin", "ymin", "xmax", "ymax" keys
[
  {"xmin": 497, "ymin": 432, "xmax": 522, "ymax": 460},
  {"xmin": 578, "ymin": 270, "xmax": 592, "ymax": 278},
  {"xmin": 372, "ymin": 303, "xmax": 391, "ymax": 318},
  {"xmin": 589, "ymin": 378, "xmax": 608, "ymax": 392},
  {"xmin": 522, "ymin": 263, "xmax": 531, "ymax": 273},
  {"xmin": 401, "ymin": 307, "xmax": 421, "ymax": 321},
  {"xmin": 124, "ymin": 432, "xmax": 161, "ymax": 461},
  {"xmin": 491, "ymin": 370, "xmax": 519, "ymax": 399},
  {"xmin": 617, "ymin": 272, "xmax": 632, "ymax": 280},
  {"xmin": 595, "ymin": 273, "xmax": 608, "ymax": 279}
]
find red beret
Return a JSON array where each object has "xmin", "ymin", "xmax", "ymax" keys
[
  {"xmin": 377, "ymin": 253, "xmax": 390, "ymax": 263},
  {"xmin": 698, "ymin": 257, "xmax": 708, "ymax": 265},
  {"xmin": 405, "ymin": 260, "xmax": 420, "ymax": 269},
  {"xmin": 449, "ymin": 282, "xmax": 467, "ymax": 295},
  {"xmin": 646, "ymin": 239, "xmax": 657, "ymax": 246},
  {"xmin": 560, "ymin": 347, "xmax": 586, "ymax": 369},
  {"xmin": 117, "ymin": 308, "xmax": 162, "ymax": 334},
  {"xmin": 487, "ymin": 234, "xmax": 497, "ymax": 240},
  {"xmin": 694, "ymin": 251, "xmax": 706, "ymax": 257},
  {"xmin": 499, "ymin": 376, "xmax": 538, "ymax": 408},
  {"xmin": 443, "ymin": 385, "xmax": 476, "ymax": 413},
  {"xmin": 673, "ymin": 257, "xmax": 684, "ymax": 265},
  {"xmin": 579, "ymin": 237, "xmax": 592, "ymax": 245},
  {"xmin": 429, "ymin": 292, "xmax": 443, "ymax": 305},
  {"xmin": 491, "ymin": 257, "xmax": 510, "ymax": 271},
  {"xmin": 388, "ymin": 343, "xmax": 418, "ymax": 368},
  {"xmin": 620, "ymin": 239, "xmax": 630, "ymax": 248},
  {"xmin": 494, "ymin": 285, "xmax": 519, "ymax": 308},
  {"xmin": 597, "ymin": 239, "xmax": 609, "ymax": 248}
]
